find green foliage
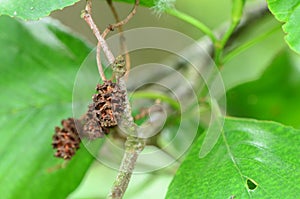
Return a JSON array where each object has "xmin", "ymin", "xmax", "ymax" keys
[
  {"xmin": 267, "ymin": 0, "xmax": 300, "ymax": 54},
  {"xmin": 0, "ymin": 0, "xmax": 155, "ymax": 20},
  {"xmin": 0, "ymin": 16, "xmax": 98, "ymax": 198},
  {"xmin": 0, "ymin": 0, "xmax": 80, "ymax": 20},
  {"xmin": 227, "ymin": 50, "xmax": 300, "ymax": 128},
  {"xmin": 166, "ymin": 117, "xmax": 300, "ymax": 198}
]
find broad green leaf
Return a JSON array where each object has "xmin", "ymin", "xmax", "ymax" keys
[
  {"xmin": 166, "ymin": 117, "xmax": 300, "ymax": 198},
  {"xmin": 0, "ymin": 0, "xmax": 80, "ymax": 20},
  {"xmin": 227, "ymin": 50, "xmax": 300, "ymax": 128},
  {"xmin": 0, "ymin": 0, "xmax": 155, "ymax": 20},
  {"xmin": 267, "ymin": 0, "xmax": 300, "ymax": 54},
  {"xmin": 0, "ymin": 16, "xmax": 100, "ymax": 199}
]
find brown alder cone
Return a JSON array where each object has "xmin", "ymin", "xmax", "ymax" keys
[
  {"xmin": 52, "ymin": 118, "xmax": 81, "ymax": 160},
  {"xmin": 82, "ymin": 104, "xmax": 109, "ymax": 140},
  {"xmin": 82, "ymin": 80, "xmax": 125, "ymax": 139},
  {"xmin": 52, "ymin": 80, "xmax": 126, "ymax": 159},
  {"xmin": 91, "ymin": 80, "xmax": 125, "ymax": 126}
]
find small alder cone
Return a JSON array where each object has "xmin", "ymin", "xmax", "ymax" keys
[
  {"xmin": 52, "ymin": 118, "xmax": 81, "ymax": 160},
  {"xmin": 112, "ymin": 55, "xmax": 126, "ymax": 78}
]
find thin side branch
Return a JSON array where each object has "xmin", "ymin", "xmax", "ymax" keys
[
  {"xmin": 102, "ymin": 0, "xmax": 140, "ymax": 39},
  {"xmin": 83, "ymin": 0, "xmax": 115, "ymax": 66},
  {"xmin": 106, "ymin": 0, "xmax": 132, "ymax": 75},
  {"xmin": 82, "ymin": 0, "xmax": 106, "ymax": 80}
]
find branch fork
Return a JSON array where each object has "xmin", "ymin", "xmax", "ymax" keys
[{"xmin": 82, "ymin": 1, "xmax": 142, "ymax": 198}]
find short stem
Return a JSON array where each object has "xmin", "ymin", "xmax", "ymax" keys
[
  {"xmin": 214, "ymin": 0, "xmax": 244, "ymax": 67},
  {"xmin": 221, "ymin": 21, "xmax": 239, "ymax": 48},
  {"xmin": 102, "ymin": 0, "xmax": 139, "ymax": 38},
  {"xmin": 214, "ymin": 42, "xmax": 222, "ymax": 67},
  {"xmin": 214, "ymin": 20, "xmax": 240, "ymax": 67},
  {"xmin": 223, "ymin": 25, "xmax": 280, "ymax": 63},
  {"xmin": 165, "ymin": 8, "xmax": 217, "ymax": 43}
]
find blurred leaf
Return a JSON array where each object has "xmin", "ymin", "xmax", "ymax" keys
[
  {"xmin": 267, "ymin": 0, "xmax": 300, "ymax": 54},
  {"xmin": 0, "ymin": 0, "xmax": 80, "ymax": 20},
  {"xmin": 166, "ymin": 117, "xmax": 300, "ymax": 198},
  {"xmin": 227, "ymin": 50, "xmax": 300, "ymax": 128},
  {"xmin": 0, "ymin": 16, "xmax": 99, "ymax": 199}
]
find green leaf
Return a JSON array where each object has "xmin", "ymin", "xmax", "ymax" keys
[
  {"xmin": 267, "ymin": 0, "xmax": 300, "ymax": 54},
  {"xmin": 0, "ymin": 0, "xmax": 156, "ymax": 20},
  {"xmin": 166, "ymin": 117, "xmax": 300, "ymax": 198},
  {"xmin": 0, "ymin": 0, "xmax": 80, "ymax": 20},
  {"xmin": 0, "ymin": 16, "xmax": 99, "ymax": 199},
  {"xmin": 227, "ymin": 49, "xmax": 300, "ymax": 128}
]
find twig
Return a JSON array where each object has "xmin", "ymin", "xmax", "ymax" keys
[
  {"xmin": 108, "ymin": 136, "xmax": 145, "ymax": 199},
  {"xmin": 108, "ymin": 73, "xmax": 145, "ymax": 199},
  {"xmin": 82, "ymin": 0, "xmax": 106, "ymax": 80},
  {"xmin": 83, "ymin": 1, "xmax": 143, "ymax": 198},
  {"xmin": 95, "ymin": 43, "xmax": 106, "ymax": 81},
  {"xmin": 83, "ymin": 0, "xmax": 115, "ymax": 65},
  {"xmin": 106, "ymin": 0, "xmax": 133, "ymax": 75},
  {"xmin": 101, "ymin": 2, "xmax": 146, "ymax": 196},
  {"xmin": 102, "ymin": 0, "xmax": 140, "ymax": 39}
]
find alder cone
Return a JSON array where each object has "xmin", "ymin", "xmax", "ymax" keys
[
  {"xmin": 91, "ymin": 80, "xmax": 125, "ymax": 126},
  {"xmin": 52, "ymin": 118, "xmax": 81, "ymax": 160},
  {"xmin": 82, "ymin": 105, "xmax": 109, "ymax": 140},
  {"xmin": 81, "ymin": 80, "xmax": 125, "ymax": 140}
]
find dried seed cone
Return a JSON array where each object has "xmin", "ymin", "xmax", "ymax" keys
[
  {"xmin": 81, "ymin": 80, "xmax": 125, "ymax": 140},
  {"xmin": 82, "ymin": 105, "xmax": 109, "ymax": 140},
  {"xmin": 86, "ymin": 80, "xmax": 125, "ymax": 128},
  {"xmin": 52, "ymin": 118, "xmax": 81, "ymax": 160}
]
